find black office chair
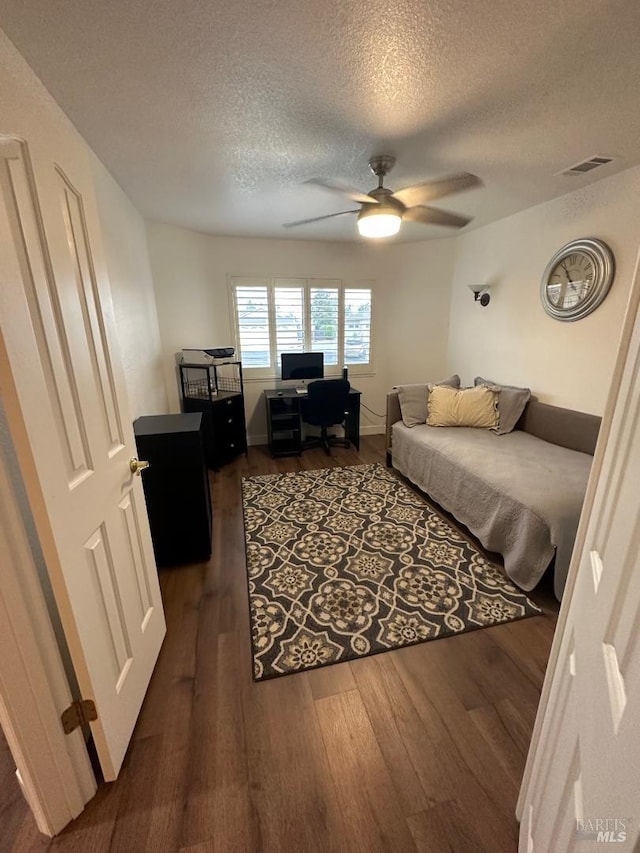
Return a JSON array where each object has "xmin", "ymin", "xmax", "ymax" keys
[{"xmin": 301, "ymin": 379, "xmax": 351, "ymax": 455}]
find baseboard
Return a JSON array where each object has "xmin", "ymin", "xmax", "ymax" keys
[
  {"xmin": 360, "ymin": 425, "xmax": 385, "ymax": 436},
  {"xmin": 248, "ymin": 434, "xmax": 268, "ymax": 447},
  {"xmin": 247, "ymin": 424, "xmax": 384, "ymax": 447}
]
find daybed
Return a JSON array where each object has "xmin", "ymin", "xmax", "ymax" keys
[{"xmin": 386, "ymin": 389, "xmax": 601, "ymax": 600}]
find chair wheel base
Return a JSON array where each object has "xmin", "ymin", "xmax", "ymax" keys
[{"xmin": 303, "ymin": 433, "xmax": 350, "ymax": 456}]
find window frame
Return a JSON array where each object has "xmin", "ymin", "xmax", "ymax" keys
[{"xmin": 228, "ymin": 276, "xmax": 375, "ymax": 381}]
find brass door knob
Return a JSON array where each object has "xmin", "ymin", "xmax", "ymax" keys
[{"xmin": 129, "ymin": 457, "xmax": 150, "ymax": 476}]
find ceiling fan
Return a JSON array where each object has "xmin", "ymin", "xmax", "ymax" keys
[{"xmin": 283, "ymin": 155, "xmax": 482, "ymax": 239}]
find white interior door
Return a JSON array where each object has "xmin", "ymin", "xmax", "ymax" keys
[
  {"xmin": 519, "ymin": 262, "xmax": 640, "ymax": 851},
  {"xmin": 0, "ymin": 132, "xmax": 165, "ymax": 781}
]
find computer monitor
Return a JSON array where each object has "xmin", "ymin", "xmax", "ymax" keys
[{"xmin": 281, "ymin": 351, "xmax": 324, "ymax": 382}]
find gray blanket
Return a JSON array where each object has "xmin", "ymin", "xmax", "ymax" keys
[{"xmin": 391, "ymin": 422, "xmax": 592, "ymax": 599}]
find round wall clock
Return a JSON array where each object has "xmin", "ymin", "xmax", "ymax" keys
[{"xmin": 540, "ymin": 238, "xmax": 615, "ymax": 321}]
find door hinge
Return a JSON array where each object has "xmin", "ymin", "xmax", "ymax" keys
[{"xmin": 61, "ymin": 699, "xmax": 97, "ymax": 734}]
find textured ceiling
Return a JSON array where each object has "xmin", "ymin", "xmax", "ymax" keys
[{"xmin": 2, "ymin": 0, "xmax": 640, "ymax": 242}]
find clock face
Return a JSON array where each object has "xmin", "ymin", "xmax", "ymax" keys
[
  {"xmin": 541, "ymin": 239, "xmax": 614, "ymax": 321},
  {"xmin": 546, "ymin": 251, "xmax": 595, "ymax": 309}
]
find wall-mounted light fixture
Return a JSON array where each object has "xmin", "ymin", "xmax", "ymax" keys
[{"xmin": 468, "ymin": 284, "xmax": 491, "ymax": 307}]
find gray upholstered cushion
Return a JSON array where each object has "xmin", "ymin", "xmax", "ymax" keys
[
  {"xmin": 474, "ymin": 376, "xmax": 531, "ymax": 435},
  {"xmin": 518, "ymin": 401, "xmax": 601, "ymax": 455},
  {"xmin": 397, "ymin": 374, "xmax": 461, "ymax": 427}
]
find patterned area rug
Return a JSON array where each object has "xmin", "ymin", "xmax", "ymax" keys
[{"xmin": 242, "ymin": 463, "xmax": 541, "ymax": 681}]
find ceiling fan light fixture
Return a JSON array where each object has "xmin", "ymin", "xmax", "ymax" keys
[
  {"xmin": 357, "ymin": 208, "xmax": 402, "ymax": 239},
  {"xmin": 285, "ymin": 156, "xmax": 480, "ymax": 235}
]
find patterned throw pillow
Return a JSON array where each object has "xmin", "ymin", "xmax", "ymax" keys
[
  {"xmin": 397, "ymin": 374, "xmax": 461, "ymax": 427},
  {"xmin": 426, "ymin": 384, "xmax": 500, "ymax": 429}
]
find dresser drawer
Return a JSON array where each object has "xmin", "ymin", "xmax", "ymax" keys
[
  {"xmin": 210, "ymin": 394, "xmax": 247, "ymax": 464},
  {"xmin": 212, "ymin": 395, "xmax": 243, "ymax": 435}
]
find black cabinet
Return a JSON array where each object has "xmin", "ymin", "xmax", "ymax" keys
[
  {"xmin": 179, "ymin": 361, "xmax": 247, "ymax": 469},
  {"xmin": 134, "ymin": 413, "xmax": 212, "ymax": 567}
]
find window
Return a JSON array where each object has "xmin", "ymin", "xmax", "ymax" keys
[{"xmin": 230, "ymin": 277, "xmax": 373, "ymax": 377}]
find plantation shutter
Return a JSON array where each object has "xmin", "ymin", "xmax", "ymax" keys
[
  {"xmin": 344, "ymin": 288, "xmax": 372, "ymax": 365},
  {"xmin": 274, "ymin": 285, "xmax": 305, "ymax": 362},
  {"xmin": 310, "ymin": 286, "xmax": 339, "ymax": 365},
  {"xmin": 231, "ymin": 278, "xmax": 373, "ymax": 374},
  {"xmin": 234, "ymin": 284, "xmax": 271, "ymax": 368}
]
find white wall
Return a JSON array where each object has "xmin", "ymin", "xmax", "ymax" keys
[
  {"xmin": 448, "ymin": 167, "xmax": 640, "ymax": 414},
  {"xmin": 146, "ymin": 223, "xmax": 456, "ymax": 442},
  {"xmin": 384, "ymin": 238, "xmax": 456, "ymax": 386},
  {"xmin": 90, "ymin": 157, "xmax": 167, "ymax": 418}
]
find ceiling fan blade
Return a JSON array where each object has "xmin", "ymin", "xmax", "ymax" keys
[
  {"xmin": 392, "ymin": 173, "xmax": 482, "ymax": 208},
  {"xmin": 403, "ymin": 206, "xmax": 472, "ymax": 229},
  {"xmin": 283, "ymin": 209, "xmax": 359, "ymax": 229},
  {"xmin": 304, "ymin": 178, "xmax": 379, "ymax": 205}
]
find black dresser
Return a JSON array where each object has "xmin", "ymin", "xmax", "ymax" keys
[{"xmin": 133, "ymin": 413, "xmax": 212, "ymax": 567}]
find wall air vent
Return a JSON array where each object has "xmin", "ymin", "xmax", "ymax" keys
[{"xmin": 557, "ymin": 156, "xmax": 614, "ymax": 177}]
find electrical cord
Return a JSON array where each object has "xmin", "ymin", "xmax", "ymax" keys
[{"xmin": 361, "ymin": 401, "xmax": 386, "ymax": 419}]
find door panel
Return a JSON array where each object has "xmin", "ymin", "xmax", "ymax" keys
[
  {"xmin": 83, "ymin": 523, "xmax": 134, "ymax": 687},
  {"xmin": 0, "ymin": 133, "xmax": 165, "ymax": 781},
  {"xmin": 119, "ymin": 491, "xmax": 155, "ymax": 625},
  {"xmin": 1, "ymin": 139, "xmax": 92, "ymax": 482},
  {"xmin": 56, "ymin": 165, "xmax": 125, "ymax": 455}
]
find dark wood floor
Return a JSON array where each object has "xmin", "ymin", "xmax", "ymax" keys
[{"xmin": 1, "ymin": 436, "xmax": 558, "ymax": 852}]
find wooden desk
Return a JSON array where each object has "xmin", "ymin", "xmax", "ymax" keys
[{"xmin": 264, "ymin": 387, "xmax": 361, "ymax": 457}]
